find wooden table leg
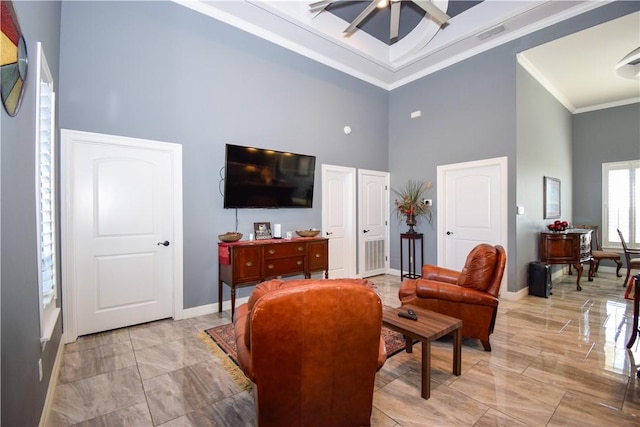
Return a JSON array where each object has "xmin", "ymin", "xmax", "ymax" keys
[
  {"xmin": 218, "ymin": 279, "xmax": 223, "ymax": 313},
  {"xmin": 421, "ymin": 340, "xmax": 431, "ymax": 399},
  {"xmin": 627, "ymin": 278, "xmax": 639, "ymax": 349},
  {"xmin": 572, "ymin": 262, "xmax": 583, "ymax": 291},
  {"xmin": 230, "ymin": 286, "xmax": 236, "ymax": 320},
  {"xmin": 405, "ymin": 335, "xmax": 413, "ymax": 353},
  {"xmin": 453, "ymin": 329, "xmax": 462, "ymax": 376}
]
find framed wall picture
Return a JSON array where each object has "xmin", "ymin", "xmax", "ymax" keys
[
  {"xmin": 254, "ymin": 222, "xmax": 272, "ymax": 240},
  {"xmin": 544, "ymin": 176, "xmax": 561, "ymax": 219}
]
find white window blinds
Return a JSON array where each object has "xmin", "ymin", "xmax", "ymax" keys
[
  {"xmin": 39, "ymin": 80, "xmax": 56, "ymax": 304},
  {"xmin": 603, "ymin": 160, "xmax": 639, "ymax": 249},
  {"xmin": 35, "ymin": 42, "xmax": 59, "ymax": 345}
]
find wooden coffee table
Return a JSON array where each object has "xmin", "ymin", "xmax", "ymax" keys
[{"xmin": 382, "ymin": 304, "xmax": 462, "ymax": 399}]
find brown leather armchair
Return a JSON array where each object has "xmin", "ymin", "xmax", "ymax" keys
[
  {"xmin": 233, "ymin": 278, "xmax": 387, "ymax": 427},
  {"xmin": 399, "ymin": 244, "xmax": 506, "ymax": 351}
]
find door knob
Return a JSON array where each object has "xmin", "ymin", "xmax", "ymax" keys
[
  {"xmin": 326, "ymin": 231, "xmax": 333, "ymax": 236},
  {"xmin": 157, "ymin": 241, "xmax": 170, "ymax": 246},
  {"xmin": 363, "ymin": 229, "xmax": 370, "ymax": 233},
  {"xmin": 446, "ymin": 231, "xmax": 453, "ymax": 235}
]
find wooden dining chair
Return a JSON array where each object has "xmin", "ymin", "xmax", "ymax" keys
[
  {"xmin": 617, "ymin": 229, "xmax": 640, "ymax": 287},
  {"xmin": 574, "ymin": 225, "xmax": 622, "ymax": 278}
]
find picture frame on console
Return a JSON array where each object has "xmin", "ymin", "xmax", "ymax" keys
[
  {"xmin": 544, "ymin": 176, "xmax": 561, "ymax": 219},
  {"xmin": 254, "ymin": 222, "xmax": 272, "ymax": 240}
]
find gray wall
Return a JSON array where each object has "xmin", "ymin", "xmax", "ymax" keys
[
  {"xmin": 388, "ymin": 42, "xmax": 517, "ymax": 276},
  {"xmin": 516, "ymin": 64, "xmax": 573, "ymax": 288},
  {"xmin": 58, "ymin": 1, "xmax": 389, "ymax": 308},
  {"xmin": 388, "ymin": 0, "xmax": 640, "ymax": 292},
  {"xmin": 1, "ymin": 2, "xmax": 62, "ymax": 426},
  {"xmin": 573, "ymin": 103, "xmax": 640, "ymax": 230}
]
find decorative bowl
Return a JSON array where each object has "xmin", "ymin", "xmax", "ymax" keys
[
  {"xmin": 218, "ymin": 232, "xmax": 243, "ymax": 242},
  {"xmin": 296, "ymin": 229, "xmax": 320, "ymax": 238}
]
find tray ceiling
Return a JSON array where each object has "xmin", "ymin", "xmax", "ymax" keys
[{"xmin": 174, "ymin": 1, "xmax": 639, "ymax": 111}]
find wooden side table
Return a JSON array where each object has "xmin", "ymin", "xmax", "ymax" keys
[
  {"xmin": 382, "ymin": 305, "xmax": 462, "ymax": 399},
  {"xmin": 400, "ymin": 233, "xmax": 424, "ymax": 281}
]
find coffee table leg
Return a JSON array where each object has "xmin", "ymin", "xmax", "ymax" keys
[
  {"xmin": 453, "ymin": 329, "xmax": 461, "ymax": 376},
  {"xmin": 421, "ymin": 340, "xmax": 431, "ymax": 399},
  {"xmin": 404, "ymin": 335, "xmax": 413, "ymax": 353}
]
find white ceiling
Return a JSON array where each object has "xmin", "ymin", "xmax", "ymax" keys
[
  {"xmin": 519, "ymin": 10, "xmax": 640, "ymax": 113},
  {"xmin": 175, "ymin": 1, "xmax": 640, "ymax": 112}
]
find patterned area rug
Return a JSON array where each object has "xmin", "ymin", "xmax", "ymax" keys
[{"xmin": 204, "ymin": 322, "xmax": 407, "ymax": 367}]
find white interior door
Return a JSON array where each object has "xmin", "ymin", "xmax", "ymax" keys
[
  {"xmin": 358, "ymin": 169, "xmax": 390, "ymax": 277},
  {"xmin": 437, "ymin": 157, "xmax": 508, "ymax": 292},
  {"xmin": 322, "ymin": 164, "xmax": 356, "ymax": 279},
  {"xmin": 62, "ymin": 130, "xmax": 183, "ymax": 340}
]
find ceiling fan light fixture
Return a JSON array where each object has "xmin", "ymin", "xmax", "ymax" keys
[
  {"xmin": 615, "ymin": 47, "xmax": 640, "ymax": 80},
  {"xmin": 377, "ymin": 0, "xmax": 389, "ymax": 9}
]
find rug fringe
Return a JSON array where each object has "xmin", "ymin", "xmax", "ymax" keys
[{"xmin": 197, "ymin": 331, "xmax": 252, "ymax": 391}]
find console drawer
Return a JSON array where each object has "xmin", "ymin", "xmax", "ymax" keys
[
  {"xmin": 264, "ymin": 256, "xmax": 305, "ymax": 276},
  {"xmin": 264, "ymin": 242, "xmax": 306, "ymax": 259}
]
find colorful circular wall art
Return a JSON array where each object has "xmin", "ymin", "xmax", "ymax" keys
[{"xmin": 1, "ymin": 1, "xmax": 28, "ymax": 117}]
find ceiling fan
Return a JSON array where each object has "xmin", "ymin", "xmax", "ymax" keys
[{"xmin": 309, "ymin": 0, "xmax": 450, "ymax": 40}]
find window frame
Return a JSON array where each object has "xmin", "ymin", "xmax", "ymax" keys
[
  {"xmin": 35, "ymin": 42, "xmax": 60, "ymax": 346},
  {"xmin": 602, "ymin": 159, "xmax": 639, "ymax": 250}
]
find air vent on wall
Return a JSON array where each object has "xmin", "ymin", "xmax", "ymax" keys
[{"xmin": 477, "ymin": 25, "xmax": 505, "ymax": 40}]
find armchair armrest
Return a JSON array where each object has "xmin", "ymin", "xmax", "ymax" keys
[
  {"xmin": 415, "ymin": 279, "xmax": 498, "ymax": 307},
  {"xmin": 421, "ymin": 265, "xmax": 460, "ymax": 284}
]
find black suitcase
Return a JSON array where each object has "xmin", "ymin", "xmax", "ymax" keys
[{"xmin": 528, "ymin": 261, "xmax": 552, "ymax": 297}]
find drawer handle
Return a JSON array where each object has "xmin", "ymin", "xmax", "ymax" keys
[
  {"xmin": 267, "ymin": 264, "xmax": 274, "ymax": 269},
  {"xmin": 297, "ymin": 246, "xmax": 304, "ymax": 251},
  {"xmin": 268, "ymin": 249, "xmax": 275, "ymax": 255},
  {"xmin": 245, "ymin": 261, "xmax": 253, "ymax": 267},
  {"xmin": 297, "ymin": 260, "xmax": 302, "ymax": 265},
  {"xmin": 315, "ymin": 253, "xmax": 321, "ymax": 258}
]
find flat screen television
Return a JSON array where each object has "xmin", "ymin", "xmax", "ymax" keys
[{"xmin": 223, "ymin": 144, "xmax": 316, "ymax": 209}]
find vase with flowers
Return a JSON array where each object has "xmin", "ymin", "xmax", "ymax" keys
[{"xmin": 393, "ymin": 180, "xmax": 432, "ymax": 234}]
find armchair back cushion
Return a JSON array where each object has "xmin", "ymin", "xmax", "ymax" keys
[
  {"xmin": 457, "ymin": 245, "xmax": 499, "ymax": 292},
  {"xmin": 233, "ymin": 278, "xmax": 385, "ymax": 427}
]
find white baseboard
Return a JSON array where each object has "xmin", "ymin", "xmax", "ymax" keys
[
  {"xmin": 502, "ymin": 287, "xmax": 529, "ymax": 301},
  {"xmin": 40, "ymin": 337, "xmax": 65, "ymax": 427},
  {"xmin": 182, "ymin": 296, "xmax": 250, "ymax": 319}
]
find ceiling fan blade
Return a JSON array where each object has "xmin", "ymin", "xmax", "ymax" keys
[
  {"xmin": 412, "ymin": 0, "xmax": 450, "ymax": 26},
  {"xmin": 309, "ymin": 0, "xmax": 353, "ymax": 13},
  {"xmin": 390, "ymin": 1, "xmax": 401, "ymax": 39},
  {"xmin": 309, "ymin": 0, "xmax": 334, "ymax": 13},
  {"xmin": 344, "ymin": 0, "xmax": 380, "ymax": 35}
]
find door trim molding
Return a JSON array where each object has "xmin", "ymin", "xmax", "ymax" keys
[
  {"xmin": 60, "ymin": 129, "xmax": 183, "ymax": 343},
  {"xmin": 357, "ymin": 169, "xmax": 390, "ymax": 277},
  {"xmin": 436, "ymin": 156, "xmax": 508, "ymax": 295},
  {"xmin": 321, "ymin": 164, "xmax": 357, "ymax": 279}
]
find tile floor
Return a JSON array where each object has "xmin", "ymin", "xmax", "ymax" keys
[{"xmin": 46, "ymin": 272, "xmax": 640, "ymax": 426}]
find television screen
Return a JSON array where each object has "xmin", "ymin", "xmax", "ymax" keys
[{"xmin": 223, "ymin": 144, "xmax": 316, "ymax": 209}]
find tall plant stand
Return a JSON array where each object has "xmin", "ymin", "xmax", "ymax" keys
[{"xmin": 400, "ymin": 233, "xmax": 424, "ymax": 281}]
